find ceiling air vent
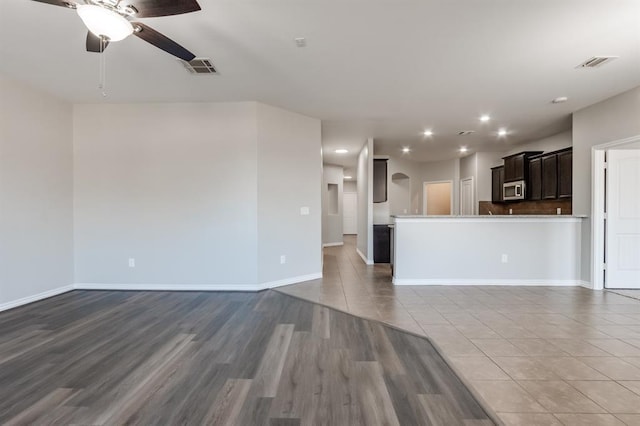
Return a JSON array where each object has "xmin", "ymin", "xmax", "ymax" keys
[
  {"xmin": 181, "ymin": 58, "xmax": 218, "ymax": 74},
  {"xmin": 458, "ymin": 130, "xmax": 475, "ymax": 136},
  {"xmin": 577, "ymin": 56, "xmax": 618, "ymax": 69}
]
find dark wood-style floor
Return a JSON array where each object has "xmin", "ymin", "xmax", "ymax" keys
[{"xmin": 0, "ymin": 290, "xmax": 494, "ymax": 425}]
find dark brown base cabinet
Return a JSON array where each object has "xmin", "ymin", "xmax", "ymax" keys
[{"xmin": 373, "ymin": 225, "xmax": 391, "ymax": 263}]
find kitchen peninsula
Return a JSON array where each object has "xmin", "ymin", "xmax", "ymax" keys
[{"xmin": 392, "ymin": 215, "xmax": 587, "ymax": 286}]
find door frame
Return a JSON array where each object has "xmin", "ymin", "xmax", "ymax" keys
[
  {"xmin": 423, "ymin": 180, "xmax": 454, "ymax": 215},
  {"xmin": 460, "ymin": 176, "xmax": 475, "ymax": 215},
  {"xmin": 592, "ymin": 134, "xmax": 640, "ymax": 290}
]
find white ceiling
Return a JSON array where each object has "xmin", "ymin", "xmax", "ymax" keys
[{"xmin": 2, "ymin": 0, "xmax": 640, "ymax": 169}]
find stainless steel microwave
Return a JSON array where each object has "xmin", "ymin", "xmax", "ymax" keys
[{"xmin": 503, "ymin": 180, "xmax": 526, "ymax": 201}]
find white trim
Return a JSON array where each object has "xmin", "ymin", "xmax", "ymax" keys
[
  {"xmin": 592, "ymin": 149, "xmax": 606, "ymax": 291},
  {"xmin": 460, "ymin": 176, "xmax": 475, "ymax": 216},
  {"xmin": 74, "ymin": 273, "xmax": 323, "ymax": 293},
  {"xmin": 356, "ymin": 247, "xmax": 374, "ymax": 265},
  {"xmin": 323, "ymin": 242, "xmax": 344, "ymax": 247},
  {"xmin": 0, "ymin": 285, "xmax": 74, "ymax": 313},
  {"xmin": 74, "ymin": 283, "xmax": 264, "ymax": 292},
  {"xmin": 422, "ymin": 180, "xmax": 454, "ymax": 215},
  {"xmin": 393, "ymin": 278, "xmax": 586, "ymax": 286},
  {"xmin": 261, "ymin": 273, "xmax": 322, "ymax": 289},
  {"xmin": 579, "ymin": 280, "xmax": 594, "ymax": 289},
  {"xmin": 591, "ymin": 134, "xmax": 640, "ymax": 291}
]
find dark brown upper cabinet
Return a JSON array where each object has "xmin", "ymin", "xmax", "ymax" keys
[
  {"xmin": 528, "ymin": 157, "xmax": 542, "ymax": 201},
  {"xmin": 502, "ymin": 151, "xmax": 543, "ymax": 183},
  {"xmin": 491, "ymin": 166, "xmax": 504, "ymax": 203},
  {"xmin": 373, "ymin": 159, "xmax": 388, "ymax": 203},
  {"xmin": 557, "ymin": 149, "xmax": 572, "ymax": 198},
  {"xmin": 541, "ymin": 154, "xmax": 558, "ymax": 199}
]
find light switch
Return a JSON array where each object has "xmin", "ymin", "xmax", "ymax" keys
[{"xmin": 300, "ymin": 206, "xmax": 310, "ymax": 215}]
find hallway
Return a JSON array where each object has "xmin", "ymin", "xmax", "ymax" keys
[{"xmin": 278, "ymin": 236, "xmax": 640, "ymax": 425}]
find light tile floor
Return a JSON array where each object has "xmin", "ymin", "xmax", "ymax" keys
[{"xmin": 277, "ymin": 236, "xmax": 640, "ymax": 426}]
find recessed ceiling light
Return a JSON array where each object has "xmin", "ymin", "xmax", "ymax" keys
[
  {"xmin": 552, "ymin": 96, "xmax": 568, "ymax": 104},
  {"xmin": 402, "ymin": 147, "xmax": 411, "ymax": 153},
  {"xmin": 334, "ymin": 149, "xmax": 348, "ymax": 154},
  {"xmin": 497, "ymin": 129, "xmax": 508, "ymax": 137},
  {"xmin": 423, "ymin": 129, "xmax": 433, "ymax": 137},
  {"xmin": 344, "ymin": 175, "xmax": 352, "ymax": 180},
  {"xmin": 480, "ymin": 115, "xmax": 491, "ymax": 122},
  {"xmin": 459, "ymin": 147, "xmax": 468, "ymax": 153}
]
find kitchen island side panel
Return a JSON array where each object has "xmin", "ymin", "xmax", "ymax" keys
[{"xmin": 393, "ymin": 217, "xmax": 583, "ymax": 285}]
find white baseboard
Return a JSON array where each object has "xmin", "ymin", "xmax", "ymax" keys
[
  {"xmin": 393, "ymin": 278, "xmax": 586, "ymax": 286},
  {"xmin": 74, "ymin": 283, "xmax": 264, "ymax": 292},
  {"xmin": 0, "ymin": 285, "xmax": 74, "ymax": 313},
  {"xmin": 579, "ymin": 280, "xmax": 594, "ymax": 289},
  {"xmin": 356, "ymin": 248, "xmax": 374, "ymax": 265},
  {"xmin": 261, "ymin": 273, "xmax": 322, "ymax": 289},
  {"xmin": 323, "ymin": 242, "xmax": 344, "ymax": 247},
  {"xmin": 74, "ymin": 273, "xmax": 323, "ymax": 292}
]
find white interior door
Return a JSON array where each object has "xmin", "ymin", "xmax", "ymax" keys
[
  {"xmin": 343, "ymin": 192, "xmax": 358, "ymax": 234},
  {"xmin": 460, "ymin": 177, "xmax": 474, "ymax": 215},
  {"xmin": 606, "ymin": 150, "xmax": 640, "ymax": 288}
]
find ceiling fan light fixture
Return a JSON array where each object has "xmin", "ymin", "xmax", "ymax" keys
[{"xmin": 77, "ymin": 4, "xmax": 133, "ymax": 42}]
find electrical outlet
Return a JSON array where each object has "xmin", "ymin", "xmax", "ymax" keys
[
  {"xmin": 557, "ymin": 207, "xmax": 562, "ymax": 215},
  {"xmin": 128, "ymin": 258, "xmax": 135, "ymax": 268},
  {"xmin": 501, "ymin": 254, "xmax": 508, "ymax": 263},
  {"xmin": 300, "ymin": 207, "xmax": 310, "ymax": 216},
  {"xmin": 509, "ymin": 208, "xmax": 513, "ymax": 215},
  {"xmin": 403, "ymin": 209, "xmax": 408, "ymax": 214},
  {"xmin": 280, "ymin": 255, "xmax": 286, "ymax": 264}
]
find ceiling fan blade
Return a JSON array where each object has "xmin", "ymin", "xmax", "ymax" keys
[
  {"xmin": 30, "ymin": 0, "xmax": 76, "ymax": 7},
  {"xmin": 86, "ymin": 31, "xmax": 109, "ymax": 53},
  {"xmin": 130, "ymin": 0, "xmax": 200, "ymax": 18},
  {"xmin": 131, "ymin": 23, "xmax": 195, "ymax": 61}
]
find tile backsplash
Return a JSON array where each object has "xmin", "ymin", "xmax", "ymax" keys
[{"xmin": 479, "ymin": 199, "xmax": 572, "ymax": 215}]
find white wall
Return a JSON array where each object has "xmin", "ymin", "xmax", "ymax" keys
[
  {"xmin": 344, "ymin": 181, "xmax": 357, "ymax": 193},
  {"xmin": 505, "ymin": 131, "xmax": 572, "ymax": 157},
  {"xmin": 74, "ymin": 101, "xmax": 322, "ymax": 289},
  {"xmin": 394, "ymin": 217, "xmax": 583, "ymax": 285},
  {"xmin": 419, "ymin": 158, "xmax": 461, "ymax": 214},
  {"xmin": 256, "ymin": 104, "xmax": 322, "ymax": 284},
  {"xmin": 389, "ymin": 156, "xmax": 423, "ymax": 215},
  {"xmin": 0, "ymin": 74, "xmax": 74, "ymax": 309},
  {"xmin": 356, "ymin": 139, "xmax": 374, "ymax": 263},
  {"xmin": 476, "ymin": 152, "xmax": 504, "ymax": 202},
  {"xmin": 573, "ymin": 85, "xmax": 640, "ymax": 283},
  {"xmin": 322, "ymin": 164, "xmax": 344, "ymax": 245}
]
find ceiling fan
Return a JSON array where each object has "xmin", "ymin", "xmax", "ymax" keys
[{"xmin": 31, "ymin": 0, "xmax": 200, "ymax": 61}]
